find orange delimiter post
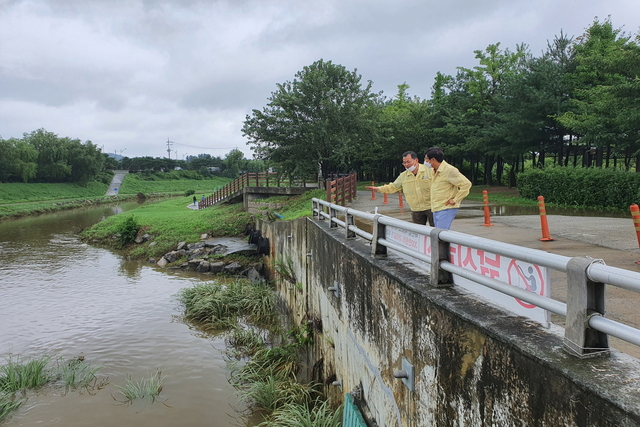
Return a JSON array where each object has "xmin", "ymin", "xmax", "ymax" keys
[
  {"xmin": 537, "ymin": 196, "xmax": 554, "ymax": 241},
  {"xmin": 370, "ymin": 181, "xmax": 376, "ymax": 200},
  {"xmin": 398, "ymin": 191, "xmax": 404, "ymax": 208},
  {"xmin": 630, "ymin": 204, "xmax": 640, "ymax": 264},
  {"xmin": 383, "ymin": 193, "xmax": 388, "ymax": 204},
  {"xmin": 482, "ymin": 190, "xmax": 493, "ymax": 226}
]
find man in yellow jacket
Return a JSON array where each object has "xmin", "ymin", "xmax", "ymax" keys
[
  {"xmin": 424, "ymin": 147, "xmax": 472, "ymax": 230},
  {"xmin": 366, "ymin": 151, "xmax": 433, "ymax": 226}
]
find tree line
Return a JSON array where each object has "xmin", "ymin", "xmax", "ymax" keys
[
  {"xmin": 0, "ymin": 131, "xmax": 265, "ymax": 184},
  {"xmin": 0, "ymin": 129, "xmax": 106, "ymax": 184},
  {"xmin": 243, "ymin": 18, "xmax": 640, "ymax": 185}
]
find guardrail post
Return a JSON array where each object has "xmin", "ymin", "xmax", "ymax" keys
[
  {"xmin": 564, "ymin": 257, "xmax": 609, "ymax": 358},
  {"xmin": 345, "ymin": 208, "xmax": 356, "ymax": 239},
  {"xmin": 371, "ymin": 214, "xmax": 387, "ymax": 257},
  {"xmin": 330, "ymin": 205, "xmax": 338, "ymax": 229},
  {"xmin": 312, "ymin": 199, "xmax": 319, "ymax": 219},
  {"xmin": 430, "ymin": 228, "xmax": 452, "ymax": 287},
  {"xmin": 326, "ymin": 178, "xmax": 333, "ymax": 204}
]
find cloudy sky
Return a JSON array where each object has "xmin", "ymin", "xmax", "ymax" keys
[{"xmin": 1, "ymin": 0, "xmax": 639, "ymax": 159}]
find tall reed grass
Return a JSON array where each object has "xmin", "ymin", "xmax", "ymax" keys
[
  {"xmin": 226, "ymin": 326, "xmax": 267, "ymax": 358},
  {"xmin": 0, "ymin": 393, "xmax": 23, "ymax": 422},
  {"xmin": 55, "ymin": 357, "xmax": 102, "ymax": 390},
  {"xmin": 116, "ymin": 370, "xmax": 163, "ymax": 403},
  {"xmin": 0, "ymin": 356, "xmax": 51, "ymax": 392},
  {"xmin": 258, "ymin": 400, "xmax": 344, "ymax": 427},
  {"xmin": 178, "ymin": 280, "xmax": 276, "ymax": 328}
]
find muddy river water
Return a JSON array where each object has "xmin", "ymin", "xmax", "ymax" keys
[{"xmin": 0, "ymin": 203, "xmax": 251, "ymax": 426}]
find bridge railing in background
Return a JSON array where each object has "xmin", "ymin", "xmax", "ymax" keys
[
  {"xmin": 199, "ymin": 172, "xmax": 315, "ymax": 208},
  {"xmin": 312, "ymin": 198, "xmax": 640, "ymax": 359},
  {"xmin": 325, "ymin": 173, "xmax": 357, "ymax": 206}
]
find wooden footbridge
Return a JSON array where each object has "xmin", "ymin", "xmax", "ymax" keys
[{"xmin": 198, "ymin": 172, "xmax": 357, "ymax": 209}]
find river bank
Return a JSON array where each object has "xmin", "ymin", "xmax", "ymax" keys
[{"xmin": 0, "ymin": 203, "xmax": 254, "ymax": 426}]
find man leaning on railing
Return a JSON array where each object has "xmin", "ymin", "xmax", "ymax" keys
[{"xmin": 366, "ymin": 151, "xmax": 433, "ymax": 226}]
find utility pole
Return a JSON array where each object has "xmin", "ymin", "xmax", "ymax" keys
[{"xmin": 166, "ymin": 138, "xmax": 174, "ymax": 159}]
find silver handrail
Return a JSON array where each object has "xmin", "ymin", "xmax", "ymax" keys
[{"xmin": 312, "ymin": 197, "xmax": 640, "ymax": 357}]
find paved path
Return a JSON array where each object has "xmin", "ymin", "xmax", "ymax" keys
[
  {"xmin": 105, "ymin": 170, "xmax": 128, "ymax": 196},
  {"xmin": 346, "ymin": 190, "xmax": 640, "ymax": 357}
]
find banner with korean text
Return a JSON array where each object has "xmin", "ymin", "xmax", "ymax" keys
[{"xmin": 385, "ymin": 226, "xmax": 550, "ymax": 327}]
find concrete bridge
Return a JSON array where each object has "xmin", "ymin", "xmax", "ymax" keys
[{"xmin": 254, "ymin": 197, "xmax": 640, "ymax": 426}]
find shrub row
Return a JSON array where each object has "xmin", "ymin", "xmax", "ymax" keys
[{"xmin": 517, "ymin": 167, "xmax": 640, "ymax": 209}]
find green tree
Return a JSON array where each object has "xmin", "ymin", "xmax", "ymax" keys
[
  {"xmin": 558, "ymin": 18, "xmax": 640, "ymax": 169},
  {"xmin": 25, "ymin": 129, "xmax": 72, "ymax": 182},
  {"xmin": 222, "ymin": 149, "xmax": 247, "ymax": 178},
  {"xmin": 0, "ymin": 137, "xmax": 38, "ymax": 182},
  {"xmin": 367, "ymin": 84, "xmax": 431, "ymax": 181},
  {"xmin": 496, "ymin": 32, "xmax": 574, "ymax": 180},
  {"xmin": 67, "ymin": 139, "xmax": 105, "ymax": 184},
  {"xmin": 103, "ymin": 153, "xmax": 119, "ymax": 170},
  {"xmin": 243, "ymin": 59, "xmax": 380, "ymax": 180}
]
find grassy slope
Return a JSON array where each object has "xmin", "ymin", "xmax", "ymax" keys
[
  {"xmin": 0, "ymin": 175, "xmax": 232, "ymax": 221},
  {"xmin": 0, "ymin": 182, "xmax": 109, "ymax": 203},
  {"xmin": 81, "ymin": 188, "xmax": 326, "ymax": 259},
  {"xmin": 118, "ymin": 175, "xmax": 231, "ymax": 195},
  {"xmin": 81, "ymin": 196, "xmax": 252, "ymax": 258}
]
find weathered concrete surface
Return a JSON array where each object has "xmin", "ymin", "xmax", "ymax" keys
[
  {"xmin": 349, "ymin": 190, "xmax": 640, "ymax": 358},
  {"xmin": 105, "ymin": 170, "xmax": 128, "ymax": 196},
  {"xmin": 257, "ymin": 216, "xmax": 640, "ymax": 427}
]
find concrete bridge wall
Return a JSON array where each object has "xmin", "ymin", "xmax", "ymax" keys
[{"xmin": 257, "ymin": 217, "xmax": 640, "ymax": 427}]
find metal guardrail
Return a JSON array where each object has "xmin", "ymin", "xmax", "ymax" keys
[{"xmin": 312, "ymin": 198, "xmax": 640, "ymax": 358}]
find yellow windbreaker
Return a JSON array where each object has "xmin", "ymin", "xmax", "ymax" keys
[
  {"xmin": 377, "ymin": 164, "xmax": 432, "ymax": 212},
  {"xmin": 430, "ymin": 160, "xmax": 471, "ymax": 212}
]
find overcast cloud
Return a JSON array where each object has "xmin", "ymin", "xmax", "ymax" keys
[{"xmin": 1, "ymin": 0, "xmax": 639, "ymax": 159}]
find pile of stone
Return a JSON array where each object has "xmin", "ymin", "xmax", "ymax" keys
[{"xmin": 151, "ymin": 237, "xmax": 263, "ymax": 283}]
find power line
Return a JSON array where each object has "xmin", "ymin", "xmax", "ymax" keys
[{"xmin": 170, "ymin": 140, "xmax": 243, "ymax": 150}]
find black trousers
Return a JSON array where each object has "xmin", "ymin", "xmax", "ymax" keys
[{"xmin": 411, "ymin": 209, "xmax": 434, "ymax": 227}]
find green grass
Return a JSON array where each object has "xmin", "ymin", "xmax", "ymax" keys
[
  {"xmin": 0, "ymin": 355, "xmax": 106, "ymax": 420},
  {"xmin": 0, "ymin": 194, "xmax": 143, "ymax": 221},
  {"xmin": 254, "ymin": 189, "xmax": 325, "ymax": 221},
  {"xmin": 241, "ymin": 374, "xmax": 317, "ymax": 414},
  {"xmin": 177, "ymin": 280, "xmax": 277, "ymax": 329},
  {"xmin": 80, "ymin": 196, "xmax": 251, "ymax": 258},
  {"xmin": 466, "ymin": 185, "xmax": 536, "ymax": 206},
  {"xmin": 226, "ymin": 327, "xmax": 267, "ymax": 358},
  {"xmin": 0, "ymin": 393, "xmax": 23, "ymax": 422},
  {"xmin": 274, "ymin": 256, "xmax": 297, "ymax": 284},
  {"xmin": 0, "ymin": 356, "xmax": 51, "ymax": 392},
  {"xmin": 119, "ymin": 175, "xmax": 231, "ymax": 195},
  {"xmin": 259, "ymin": 400, "xmax": 343, "ymax": 427},
  {"xmin": 116, "ymin": 371, "xmax": 163, "ymax": 403},
  {"xmin": 55, "ymin": 357, "xmax": 102, "ymax": 390},
  {"xmin": 0, "ymin": 182, "xmax": 109, "ymax": 204}
]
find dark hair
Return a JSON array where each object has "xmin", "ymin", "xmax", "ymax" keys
[
  {"xmin": 402, "ymin": 151, "xmax": 418, "ymax": 159},
  {"xmin": 425, "ymin": 147, "xmax": 444, "ymax": 162}
]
